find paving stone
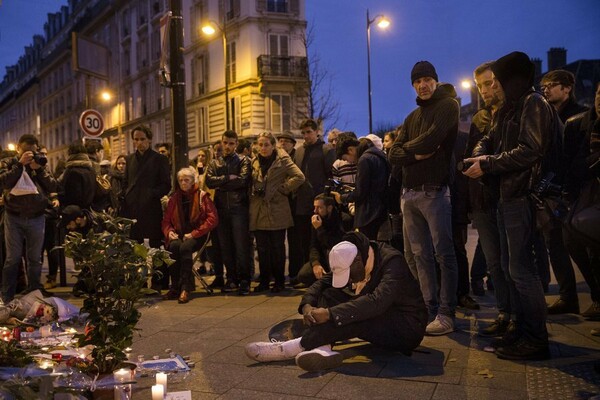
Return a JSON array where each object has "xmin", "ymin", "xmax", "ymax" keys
[
  {"xmin": 219, "ymin": 388, "xmax": 313, "ymax": 400},
  {"xmin": 460, "ymin": 367, "xmax": 528, "ymax": 392},
  {"xmin": 431, "ymin": 383, "xmax": 528, "ymax": 400},
  {"xmin": 527, "ymin": 358, "xmax": 600, "ymax": 400},
  {"xmin": 445, "ymin": 348, "xmax": 526, "ymax": 373},
  {"xmin": 316, "ymin": 374, "xmax": 436, "ymax": 399},
  {"xmin": 236, "ymin": 365, "xmax": 336, "ymax": 397}
]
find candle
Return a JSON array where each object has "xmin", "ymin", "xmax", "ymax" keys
[
  {"xmin": 151, "ymin": 384, "xmax": 164, "ymax": 400},
  {"xmin": 156, "ymin": 372, "xmax": 167, "ymax": 393},
  {"xmin": 114, "ymin": 368, "xmax": 130, "ymax": 383}
]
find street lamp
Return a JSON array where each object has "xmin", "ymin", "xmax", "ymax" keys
[
  {"xmin": 202, "ymin": 19, "xmax": 230, "ymax": 130},
  {"xmin": 366, "ymin": 9, "xmax": 390, "ymax": 134},
  {"xmin": 460, "ymin": 79, "xmax": 480, "ymax": 109}
]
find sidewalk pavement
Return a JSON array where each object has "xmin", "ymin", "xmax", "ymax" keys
[{"xmin": 50, "ymin": 265, "xmax": 600, "ymax": 400}]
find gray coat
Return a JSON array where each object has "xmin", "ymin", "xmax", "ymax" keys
[{"xmin": 249, "ymin": 148, "xmax": 305, "ymax": 231}]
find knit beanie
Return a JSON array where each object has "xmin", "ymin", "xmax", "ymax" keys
[{"xmin": 411, "ymin": 61, "xmax": 438, "ymax": 84}]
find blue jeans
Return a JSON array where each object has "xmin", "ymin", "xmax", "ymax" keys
[
  {"xmin": 2, "ymin": 213, "xmax": 46, "ymax": 302},
  {"xmin": 498, "ymin": 197, "xmax": 548, "ymax": 345},
  {"xmin": 216, "ymin": 206, "xmax": 252, "ymax": 283},
  {"xmin": 472, "ymin": 209, "xmax": 511, "ymax": 319},
  {"xmin": 401, "ymin": 186, "xmax": 457, "ymax": 318}
]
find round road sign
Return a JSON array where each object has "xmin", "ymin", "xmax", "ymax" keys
[{"xmin": 79, "ymin": 109, "xmax": 105, "ymax": 137}]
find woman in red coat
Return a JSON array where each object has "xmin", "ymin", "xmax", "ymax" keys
[{"xmin": 162, "ymin": 167, "xmax": 218, "ymax": 303}]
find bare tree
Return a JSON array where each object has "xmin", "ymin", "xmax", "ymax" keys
[{"xmin": 299, "ymin": 20, "xmax": 342, "ymax": 132}]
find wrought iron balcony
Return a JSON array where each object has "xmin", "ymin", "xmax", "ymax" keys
[{"xmin": 258, "ymin": 55, "xmax": 308, "ymax": 79}]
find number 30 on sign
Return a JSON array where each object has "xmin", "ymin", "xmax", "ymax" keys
[{"xmin": 79, "ymin": 109, "xmax": 105, "ymax": 137}]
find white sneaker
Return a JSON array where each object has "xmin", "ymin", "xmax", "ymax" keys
[
  {"xmin": 245, "ymin": 338, "xmax": 303, "ymax": 362},
  {"xmin": 295, "ymin": 345, "xmax": 343, "ymax": 372},
  {"xmin": 425, "ymin": 314, "xmax": 454, "ymax": 336}
]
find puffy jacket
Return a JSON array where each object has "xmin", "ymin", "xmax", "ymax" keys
[
  {"xmin": 58, "ymin": 153, "xmax": 96, "ymax": 209},
  {"xmin": 0, "ymin": 157, "xmax": 56, "ymax": 218},
  {"xmin": 205, "ymin": 153, "xmax": 251, "ymax": 209}
]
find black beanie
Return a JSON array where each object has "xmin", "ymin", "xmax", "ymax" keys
[
  {"xmin": 491, "ymin": 51, "xmax": 534, "ymax": 89},
  {"xmin": 341, "ymin": 231, "xmax": 370, "ymax": 263},
  {"xmin": 411, "ymin": 61, "xmax": 438, "ymax": 84}
]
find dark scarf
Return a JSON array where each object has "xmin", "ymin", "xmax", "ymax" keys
[{"xmin": 258, "ymin": 152, "xmax": 277, "ymax": 178}]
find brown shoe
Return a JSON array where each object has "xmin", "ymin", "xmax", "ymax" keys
[
  {"xmin": 162, "ymin": 289, "xmax": 180, "ymax": 300},
  {"xmin": 178, "ymin": 290, "xmax": 189, "ymax": 304}
]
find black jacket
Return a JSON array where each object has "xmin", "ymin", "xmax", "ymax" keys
[
  {"xmin": 558, "ymin": 98, "xmax": 588, "ymax": 124},
  {"xmin": 308, "ymin": 209, "xmax": 345, "ymax": 270},
  {"xmin": 342, "ymin": 147, "xmax": 390, "ymax": 228},
  {"xmin": 0, "ymin": 157, "xmax": 56, "ymax": 218},
  {"xmin": 388, "ymin": 83, "xmax": 459, "ymax": 189},
  {"xmin": 298, "ymin": 241, "xmax": 427, "ymax": 353},
  {"xmin": 205, "ymin": 153, "xmax": 251, "ymax": 209},
  {"xmin": 294, "ymin": 139, "xmax": 336, "ymax": 215},
  {"xmin": 564, "ymin": 108, "xmax": 600, "ymax": 196},
  {"xmin": 59, "ymin": 153, "xmax": 96, "ymax": 209}
]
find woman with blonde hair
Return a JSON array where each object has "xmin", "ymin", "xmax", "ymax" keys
[
  {"xmin": 161, "ymin": 167, "xmax": 218, "ymax": 303},
  {"xmin": 250, "ymin": 132, "xmax": 305, "ymax": 293}
]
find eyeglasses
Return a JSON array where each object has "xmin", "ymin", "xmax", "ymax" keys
[{"xmin": 540, "ymin": 82, "xmax": 561, "ymax": 91}]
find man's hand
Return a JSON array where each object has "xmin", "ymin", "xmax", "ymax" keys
[
  {"xmin": 168, "ymin": 231, "xmax": 178, "ymax": 241},
  {"xmin": 228, "ymin": 174, "xmax": 238, "ymax": 180},
  {"xmin": 18, "ymin": 151, "xmax": 34, "ymax": 166},
  {"xmin": 330, "ymin": 191, "xmax": 342, "ymax": 204},
  {"xmin": 311, "ymin": 307, "xmax": 330, "ymax": 324},
  {"xmin": 463, "ymin": 156, "xmax": 487, "ymax": 179},
  {"xmin": 51, "ymin": 198, "xmax": 60, "ymax": 208},
  {"xmin": 183, "ymin": 233, "xmax": 193, "ymax": 240},
  {"xmin": 302, "ymin": 304, "xmax": 315, "ymax": 326},
  {"xmin": 311, "ymin": 214, "xmax": 322, "ymax": 229},
  {"xmin": 312, "ymin": 264, "xmax": 325, "ymax": 280}
]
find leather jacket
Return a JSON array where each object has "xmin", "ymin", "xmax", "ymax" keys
[
  {"xmin": 205, "ymin": 153, "xmax": 251, "ymax": 209},
  {"xmin": 475, "ymin": 91, "xmax": 562, "ymax": 201}
]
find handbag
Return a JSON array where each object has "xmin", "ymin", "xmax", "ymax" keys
[
  {"xmin": 9, "ymin": 169, "xmax": 39, "ymax": 196},
  {"xmin": 565, "ymin": 178, "xmax": 600, "ymax": 248}
]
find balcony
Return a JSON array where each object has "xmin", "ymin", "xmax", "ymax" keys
[{"xmin": 258, "ymin": 55, "xmax": 308, "ymax": 79}]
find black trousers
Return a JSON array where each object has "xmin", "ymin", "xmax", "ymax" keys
[
  {"xmin": 255, "ymin": 229, "xmax": 286, "ymax": 287},
  {"xmin": 541, "ymin": 218, "xmax": 578, "ymax": 302},
  {"xmin": 287, "ymin": 215, "xmax": 312, "ymax": 278},
  {"xmin": 167, "ymin": 235, "xmax": 207, "ymax": 292},
  {"xmin": 299, "ymin": 287, "xmax": 427, "ymax": 355}
]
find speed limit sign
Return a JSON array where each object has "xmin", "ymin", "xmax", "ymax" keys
[{"xmin": 79, "ymin": 109, "xmax": 105, "ymax": 137}]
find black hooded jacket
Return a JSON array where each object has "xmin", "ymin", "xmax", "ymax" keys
[
  {"xmin": 474, "ymin": 51, "xmax": 563, "ymax": 200},
  {"xmin": 388, "ymin": 83, "xmax": 459, "ymax": 189}
]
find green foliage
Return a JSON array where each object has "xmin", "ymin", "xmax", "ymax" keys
[
  {"xmin": 0, "ymin": 340, "xmax": 34, "ymax": 367},
  {"xmin": 63, "ymin": 212, "xmax": 173, "ymax": 374}
]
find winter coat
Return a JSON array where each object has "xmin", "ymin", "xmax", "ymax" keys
[
  {"xmin": 249, "ymin": 148, "xmax": 305, "ymax": 231},
  {"xmin": 293, "ymin": 139, "xmax": 336, "ymax": 215},
  {"xmin": 59, "ymin": 153, "xmax": 96, "ymax": 209},
  {"xmin": 388, "ymin": 83, "xmax": 459, "ymax": 189},
  {"xmin": 161, "ymin": 184, "xmax": 218, "ymax": 247},
  {"xmin": 205, "ymin": 152, "xmax": 252, "ymax": 209}
]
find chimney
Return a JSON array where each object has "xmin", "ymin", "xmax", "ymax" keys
[
  {"xmin": 531, "ymin": 57, "xmax": 542, "ymax": 77},
  {"xmin": 547, "ymin": 47, "xmax": 567, "ymax": 71}
]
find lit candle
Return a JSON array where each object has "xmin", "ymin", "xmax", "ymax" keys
[
  {"xmin": 113, "ymin": 368, "xmax": 130, "ymax": 383},
  {"xmin": 156, "ymin": 372, "xmax": 167, "ymax": 393},
  {"xmin": 151, "ymin": 384, "xmax": 164, "ymax": 400}
]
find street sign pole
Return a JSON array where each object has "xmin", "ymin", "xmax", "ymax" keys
[{"xmin": 169, "ymin": 0, "xmax": 188, "ymax": 180}]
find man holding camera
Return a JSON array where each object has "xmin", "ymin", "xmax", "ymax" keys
[
  {"xmin": 0, "ymin": 134, "xmax": 57, "ymax": 303},
  {"xmin": 464, "ymin": 52, "xmax": 562, "ymax": 360}
]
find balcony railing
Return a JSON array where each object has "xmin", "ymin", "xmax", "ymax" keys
[{"xmin": 258, "ymin": 55, "xmax": 308, "ymax": 79}]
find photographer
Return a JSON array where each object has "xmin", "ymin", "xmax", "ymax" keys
[
  {"xmin": 249, "ymin": 132, "xmax": 305, "ymax": 293},
  {"xmin": 0, "ymin": 134, "xmax": 57, "ymax": 303}
]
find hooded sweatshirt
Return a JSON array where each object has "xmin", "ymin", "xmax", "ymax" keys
[{"xmin": 388, "ymin": 83, "xmax": 459, "ymax": 189}]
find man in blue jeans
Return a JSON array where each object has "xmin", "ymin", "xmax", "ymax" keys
[
  {"xmin": 465, "ymin": 51, "xmax": 562, "ymax": 360},
  {"xmin": 0, "ymin": 134, "xmax": 57, "ymax": 303},
  {"xmin": 206, "ymin": 130, "xmax": 253, "ymax": 295},
  {"xmin": 389, "ymin": 61, "xmax": 459, "ymax": 335}
]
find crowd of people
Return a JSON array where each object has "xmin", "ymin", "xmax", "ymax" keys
[{"xmin": 0, "ymin": 49, "xmax": 598, "ymax": 372}]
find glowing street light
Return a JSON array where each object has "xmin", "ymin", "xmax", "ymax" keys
[
  {"xmin": 366, "ymin": 9, "xmax": 390, "ymax": 134},
  {"xmin": 100, "ymin": 90, "xmax": 112, "ymax": 102},
  {"xmin": 461, "ymin": 80, "xmax": 472, "ymax": 90},
  {"xmin": 202, "ymin": 20, "xmax": 230, "ymax": 130}
]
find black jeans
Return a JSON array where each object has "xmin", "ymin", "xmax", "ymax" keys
[
  {"xmin": 255, "ymin": 229, "xmax": 286, "ymax": 287},
  {"xmin": 216, "ymin": 206, "xmax": 252, "ymax": 283},
  {"xmin": 168, "ymin": 235, "xmax": 207, "ymax": 292},
  {"xmin": 287, "ymin": 215, "xmax": 312, "ymax": 279},
  {"xmin": 300, "ymin": 287, "xmax": 427, "ymax": 355},
  {"xmin": 540, "ymin": 217, "xmax": 578, "ymax": 303},
  {"xmin": 453, "ymin": 224, "xmax": 470, "ymax": 297}
]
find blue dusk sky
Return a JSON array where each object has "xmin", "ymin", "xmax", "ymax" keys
[{"xmin": 2, "ymin": 0, "xmax": 600, "ymax": 135}]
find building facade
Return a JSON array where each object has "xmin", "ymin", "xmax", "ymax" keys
[{"xmin": 0, "ymin": 0, "xmax": 310, "ymax": 169}]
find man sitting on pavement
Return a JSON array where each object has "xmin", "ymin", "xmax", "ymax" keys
[
  {"xmin": 295, "ymin": 194, "xmax": 345, "ymax": 288},
  {"xmin": 245, "ymin": 232, "xmax": 427, "ymax": 372}
]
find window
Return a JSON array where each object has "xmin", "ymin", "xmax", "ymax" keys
[
  {"xmin": 137, "ymin": 37, "xmax": 148, "ymax": 69},
  {"xmin": 226, "ymin": 41, "xmax": 236, "ymax": 84},
  {"xmin": 151, "ymin": 29, "xmax": 161, "ymax": 61},
  {"xmin": 138, "ymin": 0, "xmax": 148, "ymax": 26},
  {"xmin": 267, "ymin": 0, "xmax": 287, "ymax": 13},
  {"xmin": 190, "ymin": 0, "xmax": 205, "ymax": 41},
  {"xmin": 192, "ymin": 54, "xmax": 207, "ymax": 96},
  {"xmin": 271, "ymin": 94, "xmax": 291, "ymax": 131},
  {"xmin": 269, "ymin": 34, "xmax": 289, "ymax": 56},
  {"xmin": 224, "ymin": 0, "xmax": 240, "ymax": 20},
  {"xmin": 230, "ymin": 96, "xmax": 241, "ymax": 132}
]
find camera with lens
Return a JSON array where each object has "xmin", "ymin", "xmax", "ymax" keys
[
  {"xmin": 456, "ymin": 160, "xmax": 473, "ymax": 172},
  {"xmin": 252, "ymin": 185, "xmax": 266, "ymax": 197},
  {"xmin": 324, "ymin": 178, "xmax": 354, "ymax": 197},
  {"xmin": 530, "ymin": 172, "xmax": 568, "ymax": 219},
  {"xmin": 32, "ymin": 152, "xmax": 48, "ymax": 167},
  {"xmin": 532, "ymin": 172, "xmax": 563, "ymax": 199}
]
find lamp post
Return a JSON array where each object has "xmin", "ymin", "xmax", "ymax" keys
[
  {"xmin": 202, "ymin": 18, "xmax": 230, "ymax": 130},
  {"xmin": 366, "ymin": 9, "xmax": 390, "ymax": 135}
]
